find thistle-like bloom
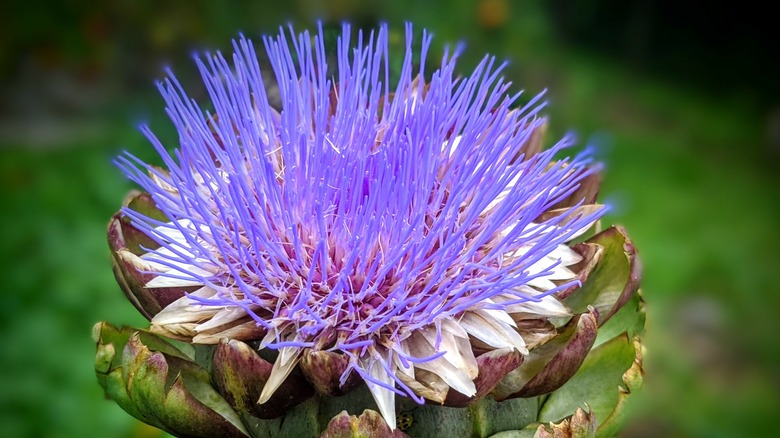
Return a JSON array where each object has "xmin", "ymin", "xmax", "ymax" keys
[{"xmin": 115, "ymin": 24, "xmax": 607, "ymax": 429}]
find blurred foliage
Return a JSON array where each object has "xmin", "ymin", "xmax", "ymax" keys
[{"xmin": 1, "ymin": 0, "xmax": 778, "ymax": 437}]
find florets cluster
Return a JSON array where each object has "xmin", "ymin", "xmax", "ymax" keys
[{"xmin": 116, "ymin": 23, "xmax": 604, "ymax": 427}]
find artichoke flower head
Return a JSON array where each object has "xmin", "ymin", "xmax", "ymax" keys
[{"xmin": 101, "ymin": 23, "xmax": 643, "ymax": 438}]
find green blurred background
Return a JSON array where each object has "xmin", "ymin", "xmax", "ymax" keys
[{"xmin": 2, "ymin": 1, "xmax": 778, "ymax": 436}]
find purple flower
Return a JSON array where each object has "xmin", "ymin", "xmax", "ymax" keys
[{"xmin": 116, "ymin": 23, "xmax": 604, "ymax": 429}]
